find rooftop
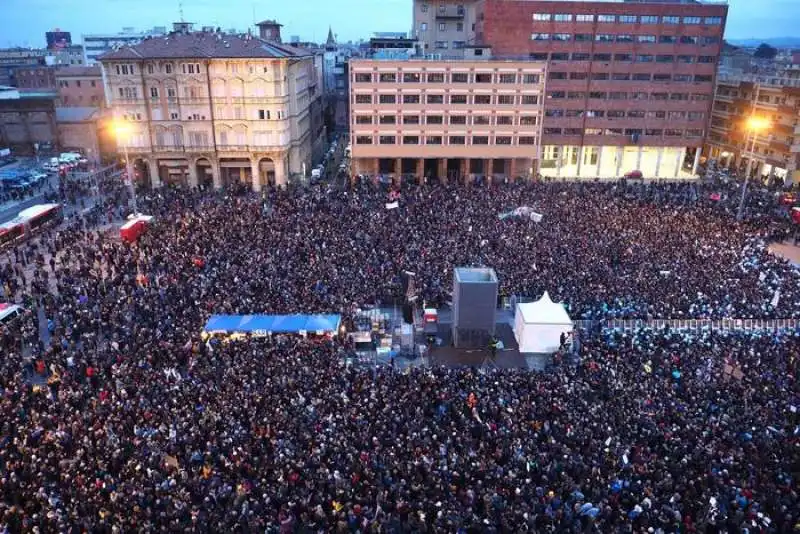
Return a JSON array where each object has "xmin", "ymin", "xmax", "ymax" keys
[
  {"xmin": 55, "ymin": 65, "xmax": 101, "ymax": 78},
  {"xmin": 99, "ymin": 31, "xmax": 310, "ymax": 61}
]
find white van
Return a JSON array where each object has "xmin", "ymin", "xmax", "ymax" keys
[
  {"xmin": 59, "ymin": 152, "xmax": 81, "ymax": 164},
  {"xmin": 0, "ymin": 303, "xmax": 23, "ymax": 326}
]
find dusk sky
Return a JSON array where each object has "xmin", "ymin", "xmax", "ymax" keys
[{"xmin": 1, "ymin": 0, "xmax": 798, "ymax": 47}]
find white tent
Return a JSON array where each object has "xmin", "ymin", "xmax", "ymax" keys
[{"xmin": 514, "ymin": 291, "xmax": 573, "ymax": 353}]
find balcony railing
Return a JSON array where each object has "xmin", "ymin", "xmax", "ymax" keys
[
  {"xmin": 217, "ymin": 144, "xmax": 250, "ymax": 151},
  {"xmin": 153, "ymin": 145, "xmax": 186, "ymax": 152}
]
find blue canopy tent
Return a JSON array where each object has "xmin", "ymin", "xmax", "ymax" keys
[{"xmin": 203, "ymin": 314, "xmax": 342, "ymax": 336}]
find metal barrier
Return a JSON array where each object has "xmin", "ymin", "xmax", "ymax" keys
[{"xmin": 602, "ymin": 318, "xmax": 800, "ymax": 332}]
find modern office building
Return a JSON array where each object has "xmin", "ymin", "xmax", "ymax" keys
[
  {"xmin": 349, "ymin": 58, "xmax": 546, "ymax": 182},
  {"xmin": 99, "ymin": 22, "xmax": 324, "ymax": 190},
  {"xmin": 472, "ymin": 0, "xmax": 728, "ymax": 179},
  {"xmin": 412, "ymin": 0, "xmax": 480, "ymax": 58},
  {"xmin": 82, "ymin": 27, "xmax": 167, "ymax": 64},
  {"xmin": 704, "ymin": 70, "xmax": 800, "ymax": 182}
]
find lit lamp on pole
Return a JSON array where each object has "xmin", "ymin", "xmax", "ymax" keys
[
  {"xmin": 737, "ymin": 116, "xmax": 770, "ymax": 221},
  {"xmin": 113, "ymin": 120, "xmax": 138, "ymax": 215}
]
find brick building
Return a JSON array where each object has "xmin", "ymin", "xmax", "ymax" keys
[
  {"xmin": 349, "ymin": 58, "xmax": 546, "ymax": 181},
  {"xmin": 55, "ymin": 66, "xmax": 105, "ymax": 107},
  {"xmin": 0, "ymin": 91, "xmax": 58, "ymax": 155},
  {"xmin": 13, "ymin": 65, "xmax": 57, "ymax": 91},
  {"xmin": 473, "ymin": 0, "xmax": 727, "ymax": 178}
]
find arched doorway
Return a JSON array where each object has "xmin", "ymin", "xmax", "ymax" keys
[
  {"xmin": 195, "ymin": 158, "xmax": 213, "ymax": 189},
  {"xmin": 257, "ymin": 156, "xmax": 276, "ymax": 188}
]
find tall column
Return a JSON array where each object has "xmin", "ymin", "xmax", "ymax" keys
[
  {"xmin": 556, "ymin": 149, "xmax": 563, "ymax": 177},
  {"xmin": 510, "ymin": 159, "xmax": 518, "ymax": 180},
  {"xmin": 575, "ymin": 147, "xmax": 583, "ymax": 177},
  {"xmin": 595, "ymin": 147, "xmax": 603, "ymax": 178},
  {"xmin": 251, "ymin": 159, "xmax": 262, "ymax": 193},
  {"xmin": 211, "ymin": 159, "xmax": 222, "ymax": 190},
  {"xmin": 374, "ymin": 158, "xmax": 380, "ymax": 178},
  {"xmin": 438, "ymin": 159, "xmax": 447, "ymax": 183},
  {"xmin": 635, "ymin": 146, "xmax": 643, "ymax": 172},
  {"xmin": 147, "ymin": 159, "xmax": 161, "ymax": 188},
  {"xmin": 188, "ymin": 161, "xmax": 199, "ymax": 189},
  {"xmin": 674, "ymin": 148, "xmax": 685, "ymax": 178},
  {"xmin": 416, "ymin": 159, "xmax": 424, "ymax": 183},
  {"xmin": 275, "ymin": 156, "xmax": 287, "ymax": 188},
  {"xmin": 395, "ymin": 158, "xmax": 402, "ymax": 186},
  {"xmin": 615, "ymin": 147, "xmax": 623, "ymax": 177},
  {"xmin": 459, "ymin": 159, "xmax": 468, "ymax": 183},
  {"xmin": 655, "ymin": 147, "xmax": 664, "ymax": 178},
  {"xmin": 485, "ymin": 159, "xmax": 493, "ymax": 184},
  {"xmin": 239, "ymin": 167, "xmax": 247, "ymax": 185},
  {"xmin": 691, "ymin": 147, "xmax": 701, "ymax": 176}
]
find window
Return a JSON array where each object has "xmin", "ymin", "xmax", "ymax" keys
[
  {"xmin": 701, "ymin": 36, "xmax": 720, "ymax": 45},
  {"xmin": 150, "ymin": 87, "xmax": 159, "ymax": 98},
  {"xmin": 659, "ymin": 35, "xmax": 677, "ymax": 44},
  {"xmin": 474, "ymin": 94, "xmax": 491, "ymax": 104},
  {"xmin": 656, "ymin": 55, "xmax": 674, "ymax": 63},
  {"xmin": 613, "ymin": 73, "xmax": 631, "ymax": 81},
  {"xmin": 595, "ymin": 34, "xmax": 614, "ymax": 42},
  {"xmin": 653, "ymin": 74, "xmax": 672, "ymax": 82},
  {"xmin": 553, "ymin": 14, "xmax": 572, "ymax": 21},
  {"xmin": 451, "ymin": 94, "xmax": 468, "ymax": 104},
  {"xmin": 420, "ymin": 3, "xmax": 427, "ymax": 12},
  {"xmin": 632, "ymin": 92, "xmax": 648, "ymax": 100},
  {"xmin": 566, "ymin": 110, "xmax": 584, "ymax": 118},
  {"xmin": 698, "ymin": 56, "xmax": 715, "ymax": 64},
  {"xmin": 546, "ymin": 109, "xmax": 564, "ymax": 118},
  {"xmin": 379, "ymin": 115, "xmax": 396, "ymax": 124},
  {"xmin": 567, "ymin": 91, "xmax": 586, "ymax": 99},
  {"xmin": 624, "ymin": 129, "xmax": 643, "ymax": 137},
  {"xmin": 456, "ymin": 22, "xmax": 464, "ymax": 32},
  {"xmin": 576, "ymin": 14, "xmax": 594, "ymax": 22},
  {"xmin": 662, "ymin": 16, "xmax": 680, "ymax": 24},
  {"xmin": 427, "ymin": 94, "xmax": 445, "ymax": 104},
  {"xmin": 379, "ymin": 94, "xmax": 396, "ymax": 104},
  {"xmin": 403, "ymin": 135, "xmax": 419, "ymax": 145},
  {"xmin": 597, "ymin": 15, "xmax": 616, "ymax": 23},
  {"xmin": 522, "ymin": 95, "xmax": 539, "ymax": 105},
  {"xmin": 167, "ymin": 87, "xmax": 176, "ymax": 98},
  {"xmin": 550, "ymin": 53, "xmax": 569, "ymax": 61},
  {"xmin": 543, "ymin": 128, "xmax": 562, "ymax": 135},
  {"xmin": 691, "ymin": 93, "xmax": 710, "ymax": 101},
  {"xmin": 638, "ymin": 35, "xmax": 656, "ymax": 43},
  {"xmin": 553, "ymin": 33, "xmax": 571, "ymax": 41},
  {"xmin": 686, "ymin": 129, "xmax": 703, "ymax": 137},
  {"xmin": 593, "ymin": 54, "xmax": 612, "ymax": 61},
  {"xmin": 574, "ymin": 33, "xmax": 592, "ymax": 42},
  {"xmin": 694, "ymin": 75, "xmax": 712, "ymax": 83},
  {"xmin": 571, "ymin": 72, "xmax": 589, "ymax": 80},
  {"xmin": 434, "ymin": 41, "xmax": 448, "ymax": 49},
  {"xmin": 475, "ymin": 73, "xmax": 492, "ymax": 83},
  {"xmin": 426, "ymin": 115, "xmax": 443, "ymax": 124},
  {"xmin": 645, "ymin": 129, "xmax": 663, "ymax": 136},
  {"xmin": 453, "ymin": 41, "xmax": 465, "ymax": 49},
  {"xmin": 572, "ymin": 53, "xmax": 590, "ymax": 61},
  {"xmin": 170, "ymin": 112, "xmax": 178, "ymax": 120},
  {"xmin": 403, "ymin": 115, "xmax": 420, "ymax": 124},
  {"xmin": 589, "ymin": 92, "xmax": 606, "ymax": 99},
  {"xmin": 680, "ymin": 36, "xmax": 699, "ymax": 44},
  {"xmin": 498, "ymin": 94, "xmax": 514, "ymax": 104},
  {"xmin": 472, "ymin": 136, "xmax": 489, "ymax": 145},
  {"xmin": 591, "ymin": 73, "xmax": 609, "ymax": 81},
  {"xmin": 609, "ymin": 92, "xmax": 628, "ymax": 100},
  {"xmin": 420, "ymin": 23, "xmax": 427, "ymax": 31},
  {"xmin": 439, "ymin": 23, "xmax": 446, "ymax": 31},
  {"xmin": 355, "ymin": 94, "xmax": 372, "ymax": 104},
  {"xmin": 147, "ymin": 64, "xmax": 154, "ymax": 74},
  {"xmin": 651, "ymin": 92, "xmax": 668, "ymax": 100},
  {"xmin": 531, "ymin": 33, "xmax": 550, "ymax": 41},
  {"xmin": 473, "ymin": 115, "xmax": 490, "ymax": 125},
  {"xmin": 356, "ymin": 135, "xmax": 372, "ymax": 144},
  {"xmin": 616, "ymin": 34, "xmax": 634, "ymax": 43},
  {"xmin": 355, "ymin": 115, "xmax": 372, "ymax": 124},
  {"xmin": 607, "ymin": 110, "xmax": 625, "ymax": 118},
  {"xmin": 449, "ymin": 136, "xmax": 466, "ymax": 145},
  {"xmin": 403, "ymin": 94, "xmax": 421, "ymax": 104},
  {"xmin": 670, "ymin": 93, "xmax": 689, "ymax": 101},
  {"xmin": 520, "ymin": 116, "xmax": 537, "ymax": 125},
  {"xmin": 518, "ymin": 136, "xmax": 536, "ymax": 145},
  {"xmin": 164, "ymin": 63, "xmax": 173, "ymax": 74},
  {"xmin": 496, "ymin": 116, "xmax": 513, "ymax": 125},
  {"xmin": 258, "ymin": 109, "xmax": 266, "ymax": 120},
  {"xmin": 640, "ymin": 15, "xmax": 659, "ymax": 24},
  {"xmin": 673, "ymin": 74, "xmax": 692, "ymax": 82},
  {"xmin": 704, "ymin": 16, "xmax": 722, "ymax": 25},
  {"xmin": 495, "ymin": 136, "xmax": 512, "ymax": 145},
  {"xmin": 533, "ymin": 13, "xmax": 552, "ymax": 21},
  {"xmin": 619, "ymin": 15, "xmax": 637, "ymax": 23},
  {"xmin": 499, "ymin": 73, "xmax": 516, "ymax": 83},
  {"xmin": 665, "ymin": 129, "xmax": 683, "ymax": 137},
  {"xmin": 90, "ymin": 80, "xmax": 96, "ymax": 87},
  {"xmin": 633, "ymin": 73, "xmax": 651, "ymax": 81},
  {"xmin": 587, "ymin": 110, "xmax": 605, "ymax": 118},
  {"xmin": 688, "ymin": 112, "xmax": 704, "ymax": 121},
  {"xmin": 668, "ymin": 111, "xmax": 686, "ymax": 120},
  {"xmin": 636, "ymin": 54, "xmax": 654, "ymax": 63},
  {"xmin": 379, "ymin": 135, "xmax": 396, "ymax": 145},
  {"xmin": 614, "ymin": 53, "xmax": 633, "ymax": 62},
  {"xmin": 403, "ymin": 72, "xmax": 420, "ymax": 83},
  {"xmin": 530, "ymin": 53, "xmax": 549, "ymax": 60},
  {"xmin": 683, "ymin": 16, "xmax": 701, "ymax": 24},
  {"xmin": 426, "ymin": 136, "xmax": 443, "ymax": 145},
  {"xmin": 449, "ymin": 115, "xmax": 467, "ymax": 125},
  {"xmin": 677, "ymin": 55, "xmax": 694, "ymax": 63},
  {"xmin": 452, "ymin": 72, "xmax": 468, "ymax": 83},
  {"xmin": 379, "ymin": 73, "xmax": 396, "ymax": 83},
  {"xmin": 549, "ymin": 72, "xmax": 568, "ymax": 80}
]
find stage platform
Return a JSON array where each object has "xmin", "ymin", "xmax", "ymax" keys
[{"xmin": 428, "ymin": 323, "xmax": 552, "ymax": 370}]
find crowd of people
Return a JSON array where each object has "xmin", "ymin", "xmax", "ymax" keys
[{"xmin": 0, "ymin": 177, "xmax": 797, "ymax": 531}]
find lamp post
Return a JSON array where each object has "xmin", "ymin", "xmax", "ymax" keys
[
  {"xmin": 113, "ymin": 120, "xmax": 138, "ymax": 215},
  {"xmin": 737, "ymin": 117, "xmax": 770, "ymax": 221}
]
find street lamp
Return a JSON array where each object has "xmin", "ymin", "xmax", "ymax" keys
[
  {"xmin": 113, "ymin": 120, "xmax": 138, "ymax": 215},
  {"xmin": 737, "ymin": 116, "xmax": 771, "ymax": 221}
]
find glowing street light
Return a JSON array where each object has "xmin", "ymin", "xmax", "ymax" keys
[
  {"xmin": 738, "ymin": 116, "xmax": 772, "ymax": 221},
  {"xmin": 114, "ymin": 119, "xmax": 138, "ymax": 215}
]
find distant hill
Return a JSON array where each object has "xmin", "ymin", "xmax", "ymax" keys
[{"xmin": 728, "ymin": 37, "xmax": 800, "ymax": 49}]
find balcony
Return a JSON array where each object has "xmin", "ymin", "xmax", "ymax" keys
[
  {"xmin": 185, "ymin": 145, "xmax": 215, "ymax": 152},
  {"xmin": 153, "ymin": 145, "xmax": 186, "ymax": 152},
  {"xmin": 217, "ymin": 144, "xmax": 250, "ymax": 152},
  {"xmin": 435, "ymin": 6, "xmax": 465, "ymax": 19}
]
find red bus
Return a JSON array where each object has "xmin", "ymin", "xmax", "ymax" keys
[{"xmin": 0, "ymin": 203, "xmax": 63, "ymax": 250}]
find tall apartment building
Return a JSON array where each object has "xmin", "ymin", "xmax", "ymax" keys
[
  {"xmin": 99, "ymin": 22, "xmax": 324, "ymax": 190},
  {"xmin": 470, "ymin": 0, "xmax": 727, "ymax": 179},
  {"xmin": 705, "ymin": 71, "xmax": 800, "ymax": 182},
  {"xmin": 349, "ymin": 59, "xmax": 546, "ymax": 181},
  {"xmin": 83, "ymin": 27, "xmax": 167, "ymax": 65},
  {"xmin": 412, "ymin": 0, "xmax": 479, "ymax": 58}
]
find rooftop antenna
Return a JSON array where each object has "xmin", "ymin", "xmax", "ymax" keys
[{"xmin": 179, "ymin": 0, "xmax": 185, "ymax": 22}]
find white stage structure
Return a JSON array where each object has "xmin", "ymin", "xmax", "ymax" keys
[{"xmin": 514, "ymin": 291, "xmax": 573, "ymax": 353}]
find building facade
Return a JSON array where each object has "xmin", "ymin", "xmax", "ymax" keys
[
  {"xmin": 56, "ymin": 106, "xmax": 116, "ymax": 162},
  {"xmin": 83, "ymin": 27, "xmax": 167, "ymax": 65},
  {"xmin": 14, "ymin": 66, "xmax": 57, "ymax": 91},
  {"xmin": 100, "ymin": 25, "xmax": 323, "ymax": 190},
  {"xmin": 0, "ymin": 91, "xmax": 58, "ymax": 154},
  {"xmin": 705, "ymin": 72, "xmax": 800, "ymax": 182},
  {"xmin": 412, "ymin": 0, "xmax": 480, "ymax": 58},
  {"xmin": 55, "ymin": 66, "xmax": 105, "ymax": 107},
  {"xmin": 474, "ymin": 0, "xmax": 727, "ymax": 178},
  {"xmin": 349, "ymin": 58, "xmax": 545, "ymax": 181}
]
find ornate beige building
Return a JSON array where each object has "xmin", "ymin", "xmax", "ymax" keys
[{"xmin": 99, "ymin": 22, "xmax": 324, "ymax": 190}]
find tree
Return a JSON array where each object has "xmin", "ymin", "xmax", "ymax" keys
[{"xmin": 753, "ymin": 43, "xmax": 778, "ymax": 60}]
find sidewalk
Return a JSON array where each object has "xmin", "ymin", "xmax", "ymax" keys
[{"xmin": 769, "ymin": 240, "xmax": 800, "ymax": 267}]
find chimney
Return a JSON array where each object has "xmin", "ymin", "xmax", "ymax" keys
[{"xmin": 255, "ymin": 19, "xmax": 283, "ymax": 43}]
